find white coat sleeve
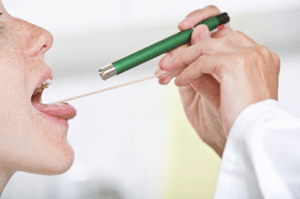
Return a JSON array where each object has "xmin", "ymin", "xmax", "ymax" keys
[{"xmin": 214, "ymin": 99, "xmax": 300, "ymax": 199}]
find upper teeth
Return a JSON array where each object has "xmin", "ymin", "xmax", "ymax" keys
[{"xmin": 33, "ymin": 78, "xmax": 52, "ymax": 95}]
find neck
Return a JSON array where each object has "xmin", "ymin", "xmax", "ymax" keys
[{"xmin": 0, "ymin": 169, "xmax": 14, "ymax": 197}]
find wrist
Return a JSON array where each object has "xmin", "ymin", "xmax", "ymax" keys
[{"xmin": 196, "ymin": 128, "xmax": 227, "ymax": 158}]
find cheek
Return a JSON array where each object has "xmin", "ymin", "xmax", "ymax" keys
[{"xmin": 0, "ymin": 48, "xmax": 28, "ymax": 101}]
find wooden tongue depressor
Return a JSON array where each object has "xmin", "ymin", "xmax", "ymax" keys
[{"xmin": 52, "ymin": 71, "xmax": 169, "ymax": 104}]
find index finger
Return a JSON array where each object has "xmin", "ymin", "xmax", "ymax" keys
[
  {"xmin": 164, "ymin": 38, "xmax": 237, "ymax": 73},
  {"xmin": 178, "ymin": 5, "xmax": 222, "ymax": 30}
]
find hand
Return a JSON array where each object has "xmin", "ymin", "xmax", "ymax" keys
[
  {"xmin": 156, "ymin": 6, "xmax": 234, "ymax": 157},
  {"xmin": 164, "ymin": 31, "xmax": 280, "ymax": 141}
]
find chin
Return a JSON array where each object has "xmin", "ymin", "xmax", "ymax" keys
[
  {"xmin": 31, "ymin": 150, "xmax": 74, "ymax": 175},
  {"xmin": 19, "ymin": 140, "xmax": 75, "ymax": 176},
  {"xmin": 51, "ymin": 152, "xmax": 74, "ymax": 175},
  {"xmin": 42, "ymin": 143, "xmax": 75, "ymax": 175}
]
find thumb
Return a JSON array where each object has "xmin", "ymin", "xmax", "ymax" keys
[{"xmin": 190, "ymin": 24, "xmax": 210, "ymax": 45}]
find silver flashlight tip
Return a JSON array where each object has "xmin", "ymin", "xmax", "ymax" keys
[{"xmin": 99, "ymin": 64, "xmax": 117, "ymax": 80}]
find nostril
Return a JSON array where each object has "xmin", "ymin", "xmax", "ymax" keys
[
  {"xmin": 32, "ymin": 29, "xmax": 54, "ymax": 56},
  {"xmin": 36, "ymin": 44, "xmax": 49, "ymax": 56},
  {"xmin": 41, "ymin": 44, "xmax": 48, "ymax": 51}
]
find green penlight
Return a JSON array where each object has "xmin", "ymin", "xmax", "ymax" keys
[{"xmin": 99, "ymin": 12, "xmax": 230, "ymax": 80}]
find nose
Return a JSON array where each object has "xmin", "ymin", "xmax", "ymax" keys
[{"xmin": 18, "ymin": 19, "xmax": 54, "ymax": 57}]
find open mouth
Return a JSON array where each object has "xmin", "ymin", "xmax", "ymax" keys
[
  {"xmin": 31, "ymin": 78, "xmax": 77, "ymax": 121},
  {"xmin": 31, "ymin": 78, "xmax": 51, "ymax": 103}
]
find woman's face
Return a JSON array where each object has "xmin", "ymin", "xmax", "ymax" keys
[{"xmin": 0, "ymin": 2, "xmax": 77, "ymax": 175}]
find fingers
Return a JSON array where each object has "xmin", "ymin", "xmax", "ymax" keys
[
  {"xmin": 158, "ymin": 53, "xmax": 171, "ymax": 70},
  {"xmin": 190, "ymin": 25, "xmax": 210, "ymax": 45},
  {"xmin": 156, "ymin": 43, "xmax": 189, "ymax": 85},
  {"xmin": 211, "ymin": 25, "xmax": 233, "ymax": 38},
  {"xmin": 155, "ymin": 68, "xmax": 182, "ymax": 85},
  {"xmin": 164, "ymin": 38, "xmax": 237, "ymax": 73},
  {"xmin": 178, "ymin": 5, "xmax": 232, "ymax": 40},
  {"xmin": 174, "ymin": 54, "xmax": 228, "ymax": 86},
  {"xmin": 155, "ymin": 68, "xmax": 173, "ymax": 85},
  {"xmin": 220, "ymin": 31, "xmax": 257, "ymax": 47},
  {"xmin": 178, "ymin": 5, "xmax": 221, "ymax": 30},
  {"xmin": 158, "ymin": 44, "xmax": 189, "ymax": 70},
  {"xmin": 164, "ymin": 31, "xmax": 257, "ymax": 74}
]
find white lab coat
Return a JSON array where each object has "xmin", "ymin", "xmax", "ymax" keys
[{"xmin": 214, "ymin": 99, "xmax": 300, "ymax": 199}]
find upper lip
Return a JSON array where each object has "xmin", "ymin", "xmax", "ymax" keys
[{"xmin": 31, "ymin": 68, "xmax": 53, "ymax": 100}]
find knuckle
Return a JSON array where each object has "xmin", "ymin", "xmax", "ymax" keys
[
  {"xmin": 272, "ymin": 52, "xmax": 281, "ymax": 65},
  {"xmin": 228, "ymin": 31, "xmax": 247, "ymax": 41},
  {"xmin": 231, "ymin": 31, "xmax": 245, "ymax": 38},
  {"xmin": 200, "ymin": 37, "xmax": 212, "ymax": 46},
  {"xmin": 256, "ymin": 45, "xmax": 270, "ymax": 57},
  {"xmin": 179, "ymin": 56, "xmax": 191, "ymax": 69},
  {"xmin": 233, "ymin": 54, "xmax": 247, "ymax": 67},
  {"xmin": 201, "ymin": 38, "xmax": 221, "ymax": 52},
  {"xmin": 271, "ymin": 52, "xmax": 281, "ymax": 73},
  {"xmin": 202, "ymin": 37, "xmax": 212, "ymax": 43},
  {"xmin": 226, "ymin": 31, "xmax": 257, "ymax": 46},
  {"xmin": 214, "ymin": 62, "xmax": 229, "ymax": 79}
]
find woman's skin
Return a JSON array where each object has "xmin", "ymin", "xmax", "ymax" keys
[
  {"xmin": 156, "ymin": 6, "xmax": 280, "ymax": 157},
  {"xmin": 0, "ymin": 1, "xmax": 76, "ymax": 195}
]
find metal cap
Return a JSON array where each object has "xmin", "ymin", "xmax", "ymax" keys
[{"xmin": 99, "ymin": 64, "xmax": 117, "ymax": 80}]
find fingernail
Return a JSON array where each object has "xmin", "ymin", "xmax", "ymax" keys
[
  {"xmin": 154, "ymin": 68, "xmax": 160, "ymax": 75},
  {"xmin": 159, "ymin": 54, "xmax": 170, "ymax": 69},
  {"xmin": 199, "ymin": 24, "xmax": 210, "ymax": 36},
  {"xmin": 162, "ymin": 54, "xmax": 171, "ymax": 63},
  {"xmin": 163, "ymin": 61, "xmax": 170, "ymax": 71},
  {"xmin": 174, "ymin": 77, "xmax": 179, "ymax": 86},
  {"xmin": 175, "ymin": 77, "xmax": 188, "ymax": 87}
]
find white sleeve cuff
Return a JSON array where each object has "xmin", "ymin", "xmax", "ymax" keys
[{"xmin": 229, "ymin": 99, "xmax": 281, "ymax": 141}]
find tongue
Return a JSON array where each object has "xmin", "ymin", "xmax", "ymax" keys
[{"xmin": 33, "ymin": 102, "xmax": 77, "ymax": 120}]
